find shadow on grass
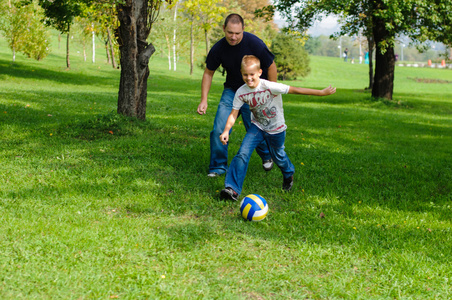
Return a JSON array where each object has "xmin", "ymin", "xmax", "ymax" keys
[
  {"xmin": 0, "ymin": 59, "xmax": 120, "ymax": 87},
  {"xmin": 2, "ymin": 63, "xmax": 451, "ymax": 265}
]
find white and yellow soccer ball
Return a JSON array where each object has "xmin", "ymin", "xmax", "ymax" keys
[{"xmin": 240, "ymin": 194, "xmax": 269, "ymax": 221}]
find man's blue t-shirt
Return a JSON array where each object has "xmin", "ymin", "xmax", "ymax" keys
[{"xmin": 206, "ymin": 32, "xmax": 275, "ymax": 91}]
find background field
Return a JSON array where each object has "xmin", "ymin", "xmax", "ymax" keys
[{"xmin": 1, "ymin": 36, "xmax": 451, "ymax": 299}]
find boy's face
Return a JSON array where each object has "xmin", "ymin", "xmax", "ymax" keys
[{"xmin": 241, "ymin": 64, "xmax": 262, "ymax": 89}]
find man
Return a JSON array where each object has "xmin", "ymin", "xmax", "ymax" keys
[{"xmin": 197, "ymin": 13, "xmax": 277, "ymax": 177}]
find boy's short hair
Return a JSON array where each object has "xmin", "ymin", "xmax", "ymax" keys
[
  {"xmin": 224, "ymin": 14, "xmax": 244, "ymax": 28},
  {"xmin": 241, "ymin": 55, "xmax": 261, "ymax": 70}
]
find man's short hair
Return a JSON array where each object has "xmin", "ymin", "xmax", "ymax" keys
[
  {"xmin": 224, "ymin": 14, "xmax": 244, "ymax": 28},
  {"xmin": 241, "ymin": 55, "xmax": 261, "ymax": 70}
]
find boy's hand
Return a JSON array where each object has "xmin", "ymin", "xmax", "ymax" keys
[
  {"xmin": 219, "ymin": 132, "xmax": 229, "ymax": 145},
  {"xmin": 322, "ymin": 85, "xmax": 336, "ymax": 96}
]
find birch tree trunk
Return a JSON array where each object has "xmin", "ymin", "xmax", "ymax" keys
[
  {"xmin": 107, "ymin": 28, "xmax": 117, "ymax": 69},
  {"xmin": 172, "ymin": 1, "xmax": 177, "ymax": 71},
  {"xmin": 165, "ymin": 34, "xmax": 171, "ymax": 70},
  {"xmin": 92, "ymin": 23, "xmax": 95, "ymax": 63}
]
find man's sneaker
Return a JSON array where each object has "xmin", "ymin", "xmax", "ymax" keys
[
  {"xmin": 282, "ymin": 176, "xmax": 293, "ymax": 192},
  {"xmin": 207, "ymin": 172, "xmax": 220, "ymax": 178},
  {"xmin": 220, "ymin": 187, "xmax": 239, "ymax": 201},
  {"xmin": 262, "ymin": 159, "xmax": 273, "ymax": 171}
]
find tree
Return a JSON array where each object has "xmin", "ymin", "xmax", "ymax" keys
[
  {"xmin": 224, "ymin": 0, "xmax": 278, "ymax": 45},
  {"xmin": 265, "ymin": 0, "xmax": 452, "ymax": 100},
  {"xmin": 271, "ymin": 33, "xmax": 310, "ymax": 80},
  {"xmin": 304, "ymin": 35, "xmax": 321, "ymax": 55},
  {"xmin": 116, "ymin": 0, "xmax": 163, "ymax": 120},
  {"xmin": 180, "ymin": 0, "xmax": 226, "ymax": 75},
  {"xmin": 85, "ymin": 1, "xmax": 119, "ymax": 68},
  {"xmin": 0, "ymin": 0, "xmax": 50, "ymax": 61},
  {"xmin": 39, "ymin": 0, "xmax": 88, "ymax": 68},
  {"xmin": 198, "ymin": 0, "xmax": 227, "ymax": 55},
  {"xmin": 152, "ymin": 2, "xmax": 188, "ymax": 71}
]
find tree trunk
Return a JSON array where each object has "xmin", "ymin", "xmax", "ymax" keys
[
  {"xmin": 116, "ymin": 0, "xmax": 156, "ymax": 120},
  {"xmin": 205, "ymin": 30, "xmax": 209, "ymax": 56},
  {"xmin": 107, "ymin": 27, "xmax": 117, "ymax": 69},
  {"xmin": 367, "ymin": 36, "xmax": 374, "ymax": 90},
  {"xmin": 66, "ymin": 31, "xmax": 70, "ymax": 69},
  {"xmin": 92, "ymin": 23, "xmax": 95, "ymax": 63},
  {"xmin": 190, "ymin": 21, "xmax": 194, "ymax": 75},
  {"xmin": 173, "ymin": 2, "xmax": 177, "ymax": 71},
  {"xmin": 372, "ymin": 13, "xmax": 395, "ymax": 100},
  {"xmin": 165, "ymin": 34, "xmax": 171, "ymax": 70},
  {"xmin": 106, "ymin": 41, "xmax": 111, "ymax": 64}
]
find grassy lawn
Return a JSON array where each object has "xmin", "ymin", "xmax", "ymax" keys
[{"xmin": 1, "ymin": 36, "xmax": 451, "ymax": 299}]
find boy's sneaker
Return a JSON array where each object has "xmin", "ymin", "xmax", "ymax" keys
[
  {"xmin": 262, "ymin": 159, "xmax": 273, "ymax": 171},
  {"xmin": 207, "ymin": 172, "xmax": 220, "ymax": 178},
  {"xmin": 220, "ymin": 187, "xmax": 239, "ymax": 201},
  {"xmin": 282, "ymin": 176, "xmax": 293, "ymax": 192}
]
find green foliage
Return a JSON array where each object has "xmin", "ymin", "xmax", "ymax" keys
[
  {"xmin": 38, "ymin": 0, "xmax": 88, "ymax": 33},
  {"xmin": 275, "ymin": 0, "xmax": 451, "ymax": 53},
  {"xmin": 271, "ymin": 33, "xmax": 310, "ymax": 80},
  {"xmin": 304, "ymin": 35, "xmax": 322, "ymax": 55},
  {"xmin": 0, "ymin": 0, "xmax": 50, "ymax": 61}
]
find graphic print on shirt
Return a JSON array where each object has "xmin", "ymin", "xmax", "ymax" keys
[{"xmin": 238, "ymin": 89, "xmax": 277, "ymax": 127}]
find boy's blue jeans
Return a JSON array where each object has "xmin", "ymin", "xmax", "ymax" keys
[
  {"xmin": 209, "ymin": 88, "xmax": 271, "ymax": 175},
  {"xmin": 225, "ymin": 124, "xmax": 295, "ymax": 195}
]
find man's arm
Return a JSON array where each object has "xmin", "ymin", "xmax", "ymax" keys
[
  {"xmin": 267, "ymin": 62, "xmax": 277, "ymax": 82},
  {"xmin": 288, "ymin": 85, "xmax": 336, "ymax": 96},
  {"xmin": 219, "ymin": 109, "xmax": 240, "ymax": 145},
  {"xmin": 197, "ymin": 68, "xmax": 216, "ymax": 115}
]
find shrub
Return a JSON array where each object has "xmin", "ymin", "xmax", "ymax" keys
[{"xmin": 271, "ymin": 33, "xmax": 310, "ymax": 80}]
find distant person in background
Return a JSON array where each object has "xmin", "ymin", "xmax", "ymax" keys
[
  {"xmin": 359, "ymin": 52, "xmax": 363, "ymax": 64},
  {"xmin": 365, "ymin": 50, "xmax": 369, "ymax": 64},
  {"xmin": 343, "ymin": 48, "xmax": 348, "ymax": 62}
]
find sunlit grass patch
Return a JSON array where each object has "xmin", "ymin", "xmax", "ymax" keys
[{"xmin": 0, "ymin": 36, "xmax": 451, "ymax": 298}]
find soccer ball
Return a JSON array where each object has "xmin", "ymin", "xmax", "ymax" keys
[{"xmin": 240, "ymin": 194, "xmax": 269, "ymax": 221}]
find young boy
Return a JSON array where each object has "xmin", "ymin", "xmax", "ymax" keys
[{"xmin": 219, "ymin": 55, "xmax": 336, "ymax": 201}]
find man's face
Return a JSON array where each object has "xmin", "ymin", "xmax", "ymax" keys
[
  {"xmin": 241, "ymin": 64, "xmax": 262, "ymax": 89},
  {"xmin": 223, "ymin": 22, "xmax": 243, "ymax": 46}
]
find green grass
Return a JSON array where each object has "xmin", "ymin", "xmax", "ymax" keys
[{"xmin": 1, "ymin": 36, "xmax": 452, "ymax": 299}]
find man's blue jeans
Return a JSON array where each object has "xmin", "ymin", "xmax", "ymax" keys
[
  {"xmin": 209, "ymin": 88, "xmax": 271, "ymax": 175},
  {"xmin": 225, "ymin": 124, "xmax": 295, "ymax": 195}
]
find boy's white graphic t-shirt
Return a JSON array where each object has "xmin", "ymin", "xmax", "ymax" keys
[{"xmin": 233, "ymin": 79, "xmax": 290, "ymax": 134}]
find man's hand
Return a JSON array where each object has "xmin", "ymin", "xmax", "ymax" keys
[
  {"xmin": 197, "ymin": 100, "xmax": 208, "ymax": 115},
  {"xmin": 219, "ymin": 131, "xmax": 229, "ymax": 145},
  {"xmin": 198, "ymin": 68, "xmax": 215, "ymax": 115}
]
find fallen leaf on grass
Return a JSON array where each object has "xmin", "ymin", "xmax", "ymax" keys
[{"xmin": 319, "ymin": 212, "xmax": 325, "ymax": 218}]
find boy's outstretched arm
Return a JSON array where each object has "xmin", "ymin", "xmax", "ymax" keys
[
  {"xmin": 219, "ymin": 109, "xmax": 239, "ymax": 145},
  {"xmin": 288, "ymin": 85, "xmax": 336, "ymax": 96}
]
